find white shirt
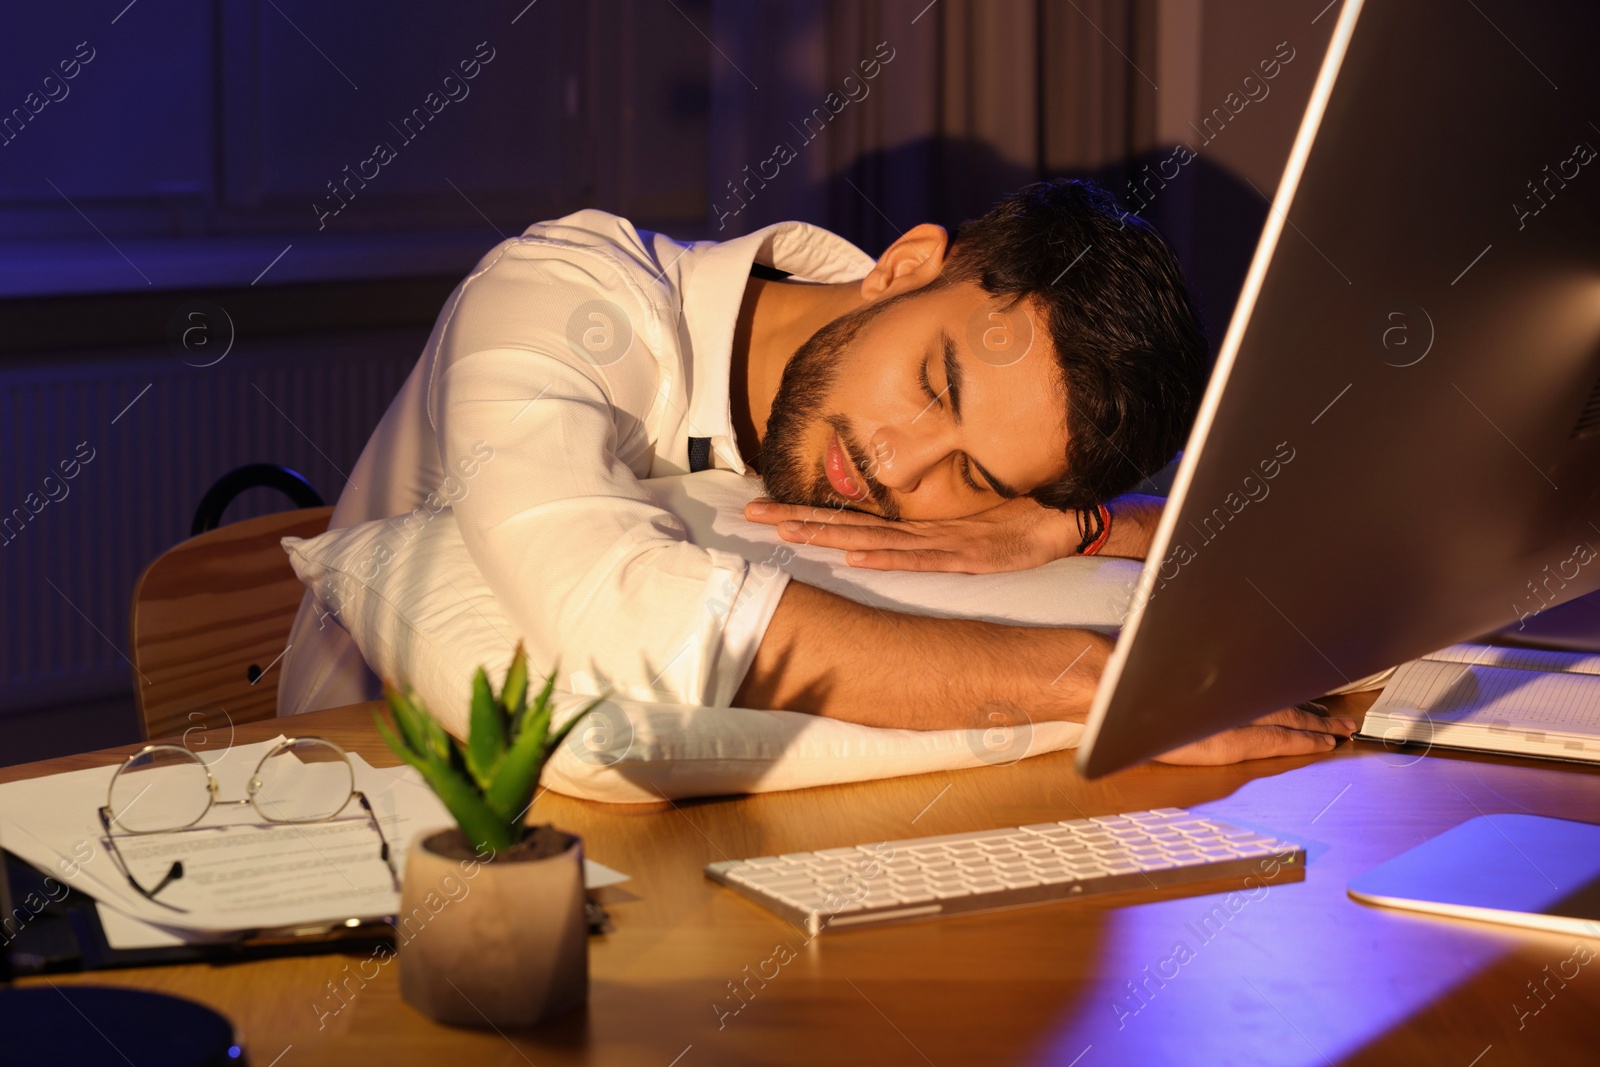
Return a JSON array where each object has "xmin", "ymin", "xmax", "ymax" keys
[{"xmin": 277, "ymin": 209, "xmax": 878, "ymax": 715}]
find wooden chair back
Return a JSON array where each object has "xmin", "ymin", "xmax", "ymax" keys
[{"xmin": 129, "ymin": 506, "xmax": 332, "ymax": 741}]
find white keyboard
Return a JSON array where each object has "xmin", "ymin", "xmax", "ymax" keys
[{"xmin": 705, "ymin": 807, "xmax": 1303, "ymax": 935}]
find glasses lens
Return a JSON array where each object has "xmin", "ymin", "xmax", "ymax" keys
[
  {"xmin": 108, "ymin": 746, "xmax": 211, "ymax": 832},
  {"xmin": 253, "ymin": 738, "xmax": 354, "ymax": 822}
]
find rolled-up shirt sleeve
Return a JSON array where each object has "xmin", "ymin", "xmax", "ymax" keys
[{"xmin": 430, "ymin": 249, "xmax": 788, "ymax": 707}]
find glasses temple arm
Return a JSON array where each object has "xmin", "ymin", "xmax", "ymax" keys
[{"xmin": 97, "ymin": 806, "xmax": 190, "ymax": 912}]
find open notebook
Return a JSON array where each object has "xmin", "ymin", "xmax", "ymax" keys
[{"xmin": 1356, "ymin": 643, "xmax": 1600, "ymax": 764}]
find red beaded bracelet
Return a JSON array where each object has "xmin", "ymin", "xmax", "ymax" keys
[{"xmin": 1080, "ymin": 503, "xmax": 1112, "ymax": 556}]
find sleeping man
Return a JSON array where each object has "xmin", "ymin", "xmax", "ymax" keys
[{"xmin": 277, "ymin": 178, "xmax": 1354, "ymax": 764}]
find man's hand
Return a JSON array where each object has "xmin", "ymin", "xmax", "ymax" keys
[
  {"xmin": 1152, "ymin": 707, "xmax": 1357, "ymax": 765},
  {"xmin": 744, "ymin": 493, "xmax": 1166, "ymax": 572},
  {"xmin": 744, "ymin": 496, "xmax": 1079, "ymax": 573}
]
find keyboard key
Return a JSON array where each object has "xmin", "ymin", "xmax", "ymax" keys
[
  {"xmin": 780, "ymin": 890, "xmax": 830, "ymax": 909},
  {"xmin": 978, "ymin": 839, "xmax": 1027, "ymax": 852},
  {"xmin": 882, "ymin": 828, "xmax": 1027, "ymax": 849},
  {"xmin": 767, "ymin": 879, "xmax": 825, "ymax": 895}
]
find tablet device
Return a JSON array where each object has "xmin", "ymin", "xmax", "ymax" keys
[{"xmin": 1347, "ymin": 814, "xmax": 1600, "ymax": 937}]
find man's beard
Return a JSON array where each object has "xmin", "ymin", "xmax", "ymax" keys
[{"xmin": 758, "ymin": 302, "xmax": 894, "ymax": 515}]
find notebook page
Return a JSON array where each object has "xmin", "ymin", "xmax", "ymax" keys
[
  {"xmin": 1375, "ymin": 659, "xmax": 1600, "ymax": 734},
  {"xmin": 1420, "ymin": 642, "xmax": 1600, "ymax": 677}
]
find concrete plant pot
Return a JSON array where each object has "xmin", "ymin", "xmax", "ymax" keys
[{"xmin": 398, "ymin": 825, "xmax": 587, "ymax": 1028}]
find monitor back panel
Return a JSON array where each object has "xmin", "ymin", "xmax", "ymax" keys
[{"xmin": 1080, "ymin": 0, "xmax": 1600, "ymax": 776}]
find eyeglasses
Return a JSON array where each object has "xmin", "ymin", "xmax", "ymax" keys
[{"xmin": 98, "ymin": 737, "xmax": 398, "ymax": 909}]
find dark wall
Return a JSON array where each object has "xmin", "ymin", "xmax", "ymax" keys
[{"xmin": 1, "ymin": 0, "xmax": 1322, "ymax": 765}]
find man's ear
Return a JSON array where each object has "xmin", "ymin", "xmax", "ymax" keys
[{"xmin": 859, "ymin": 223, "xmax": 948, "ymax": 301}]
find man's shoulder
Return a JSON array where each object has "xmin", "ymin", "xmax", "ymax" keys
[
  {"xmin": 493, "ymin": 208, "xmax": 677, "ymax": 282},
  {"xmin": 519, "ymin": 207, "xmax": 655, "ymax": 250},
  {"xmin": 440, "ymin": 210, "xmax": 683, "ymax": 374},
  {"xmin": 458, "ymin": 208, "xmax": 685, "ymax": 311}
]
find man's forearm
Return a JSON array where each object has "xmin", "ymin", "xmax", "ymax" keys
[{"xmin": 734, "ymin": 580, "xmax": 1113, "ymax": 729}]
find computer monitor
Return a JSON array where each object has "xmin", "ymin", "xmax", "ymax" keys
[{"xmin": 1078, "ymin": 0, "xmax": 1600, "ymax": 776}]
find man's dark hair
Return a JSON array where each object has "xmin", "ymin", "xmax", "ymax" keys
[{"xmin": 940, "ymin": 178, "xmax": 1209, "ymax": 511}]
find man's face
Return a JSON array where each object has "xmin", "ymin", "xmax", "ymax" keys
[{"xmin": 761, "ymin": 279, "xmax": 1071, "ymax": 521}]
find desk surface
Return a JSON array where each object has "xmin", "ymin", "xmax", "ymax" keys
[{"xmin": 8, "ymin": 694, "xmax": 1599, "ymax": 1067}]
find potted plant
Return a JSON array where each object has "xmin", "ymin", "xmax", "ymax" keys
[{"xmin": 375, "ymin": 642, "xmax": 603, "ymax": 1028}]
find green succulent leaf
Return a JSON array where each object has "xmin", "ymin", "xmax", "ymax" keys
[
  {"xmin": 519, "ymin": 669, "xmax": 560, "ymax": 749},
  {"xmin": 374, "ymin": 709, "xmax": 424, "ymax": 769},
  {"xmin": 483, "ymin": 692, "xmax": 609, "ymax": 827},
  {"xmin": 411, "ymin": 749, "xmax": 516, "ymax": 854},
  {"xmin": 464, "ymin": 666, "xmax": 505, "ymax": 790},
  {"xmin": 483, "ymin": 719, "xmax": 550, "ymax": 826},
  {"xmin": 377, "ymin": 651, "xmax": 592, "ymax": 854},
  {"xmin": 546, "ymin": 694, "xmax": 609, "ymax": 757},
  {"xmin": 384, "ymin": 686, "xmax": 429, "ymax": 757},
  {"xmin": 501, "ymin": 643, "xmax": 529, "ymax": 721},
  {"xmin": 514, "ymin": 659, "xmax": 557, "ymax": 742},
  {"xmin": 421, "ymin": 706, "xmax": 453, "ymax": 766}
]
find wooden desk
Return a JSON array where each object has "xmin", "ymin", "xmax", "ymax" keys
[{"xmin": 7, "ymin": 694, "xmax": 1598, "ymax": 1066}]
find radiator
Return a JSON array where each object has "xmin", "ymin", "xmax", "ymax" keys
[{"xmin": 0, "ymin": 329, "xmax": 423, "ymax": 718}]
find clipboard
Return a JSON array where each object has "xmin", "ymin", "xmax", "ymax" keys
[
  {"xmin": 0, "ymin": 847, "xmax": 612, "ymax": 977},
  {"xmin": 0, "ymin": 847, "xmax": 392, "ymax": 977}
]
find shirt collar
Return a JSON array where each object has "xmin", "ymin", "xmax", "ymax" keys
[{"xmin": 676, "ymin": 220, "xmax": 877, "ymax": 472}]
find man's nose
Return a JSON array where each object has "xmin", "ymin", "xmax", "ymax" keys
[{"xmin": 868, "ymin": 428, "xmax": 945, "ymax": 493}]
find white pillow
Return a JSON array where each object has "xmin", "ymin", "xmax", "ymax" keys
[{"xmin": 282, "ymin": 471, "xmax": 1144, "ymax": 803}]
